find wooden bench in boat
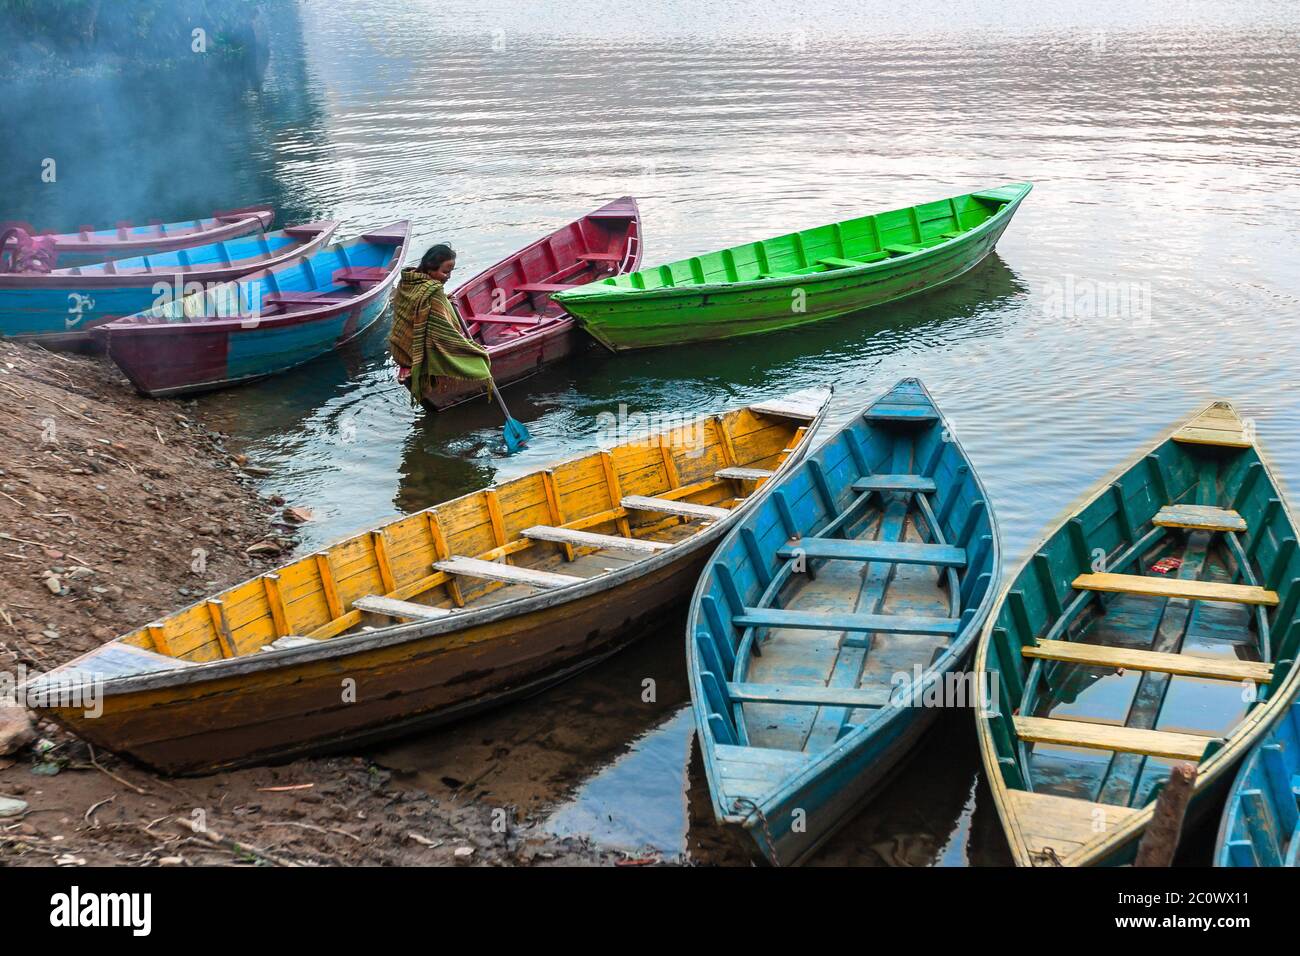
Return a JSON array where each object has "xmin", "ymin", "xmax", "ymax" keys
[
  {"xmin": 620, "ymin": 495, "xmax": 730, "ymax": 521},
  {"xmin": 58, "ymin": 642, "xmax": 195, "ymax": 680},
  {"xmin": 1153, "ymin": 504, "xmax": 1247, "ymax": 533},
  {"xmin": 262, "ymin": 290, "xmax": 350, "ymax": 308},
  {"xmin": 1014, "ymin": 716, "xmax": 1220, "ymax": 761},
  {"xmin": 1072, "ymin": 572, "xmax": 1278, "ymax": 606},
  {"xmin": 521, "ymin": 525, "xmax": 672, "ymax": 554},
  {"xmin": 862, "ymin": 404, "xmax": 938, "ymax": 423},
  {"xmin": 726, "ymin": 682, "xmax": 891, "ymax": 709},
  {"xmin": 433, "ymin": 556, "xmax": 584, "ymax": 589},
  {"xmin": 333, "ymin": 267, "xmax": 390, "ymax": 285},
  {"xmin": 514, "ymin": 282, "xmax": 578, "ymax": 293},
  {"xmin": 466, "ymin": 312, "xmax": 544, "ymax": 327},
  {"xmin": 776, "ymin": 538, "xmax": 967, "ymax": 567},
  {"xmin": 884, "ymin": 244, "xmax": 922, "ymax": 255},
  {"xmin": 1022, "ymin": 639, "xmax": 1273, "ymax": 683},
  {"xmin": 1172, "ymin": 402, "xmax": 1252, "ymax": 448},
  {"xmin": 734, "ymin": 607, "xmax": 960, "ymax": 636},
  {"xmin": 353, "ymin": 595, "xmax": 452, "ymax": 621},
  {"xmin": 575, "ymin": 251, "xmax": 623, "ymax": 261},
  {"xmin": 1006, "ymin": 790, "xmax": 1139, "ymax": 860},
  {"xmin": 749, "ymin": 390, "xmax": 827, "ymax": 421},
  {"xmin": 816, "ymin": 255, "xmax": 887, "ymax": 269},
  {"xmin": 716, "ymin": 466, "xmax": 773, "ymax": 481},
  {"xmin": 851, "ymin": 474, "xmax": 937, "ymax": 494}
]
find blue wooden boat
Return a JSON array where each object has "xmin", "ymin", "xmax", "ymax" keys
[
  {"xmin": 0, "ymin": 221, "xmax": 338, "ymax": 346},
  {"xmin": 975, "ymin": 401, "xmax": 1300, "ymax": 866},
  {"xmin": 1216, "ymin": 700, "xmax": 1300, "ymax": 866},
  {"xmin": 687, "ymin": 379, "xmax": 1001, "ymax": 865},
  {"xmin": 100, "ymin": 222, "xmax": 410, "ymax": 396}
]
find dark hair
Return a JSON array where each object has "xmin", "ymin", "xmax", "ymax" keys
[{"xmin": 419, "ymin": 244, "xmax": 456, "ymax": 272}]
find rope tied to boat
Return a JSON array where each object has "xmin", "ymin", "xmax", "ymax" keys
[
  {"xmin": 731, "ymin": 796, "xmax": 781, "ymax": 867},
  {"xmin": 0, "ymin": 227, "xmax": 56, "ymax": 274},
  {"xmin": 1031, "ymin": 846, "xmax": 1063, "ymax": 867}
]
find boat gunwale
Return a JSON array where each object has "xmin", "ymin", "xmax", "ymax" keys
[
  {"xmin": 23, "ymin": 390, "xmax": 831, "ymax": 699},
  {"xmin": 972, "ymin": 398, "xmax": 1300, "ymax": 867},
  {"xmin": 687, "ymin": 378, "xmax": 1003, "ymax": 829},
  {"xmin": 554, "ymin": 184, "xmax": 1031, "ymax": 304},
  {"xmin": 97, "ymin": 221, "xmax": 412, "ymax": 336}
]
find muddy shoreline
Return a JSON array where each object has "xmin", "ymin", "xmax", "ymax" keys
[{"xmin": 0, "ymin": 341, "xmax": 626, "ymax": 867}]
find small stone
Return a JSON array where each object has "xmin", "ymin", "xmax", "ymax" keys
[
  {"xmin": 0, "ymin": 705, "xmax": 36, "ymax": 756},
  {"xmin": 43, "ymin": 575, "xmax": 62, "ymax": 595},
  {"xmin": 0, "ymin": 796, "xmax": 28, "ymax": 818},
  {"xmin": 67, "ymin": 566, "xmax": 94, "ymax": 579},
  {"xmin": 453, "ymin": 846, "xmax": 474, "ymax": 860},
  {"xmin": 41, "ymin": 630, "xmax": 59, "ymax": 640},
  {"xmin": 158, "ymin": 856, "xmax": 185, "ymax": 866},
  {"xmin": 282, "ymin": 506, "xmax": 313, "ymax": 525},
  {"xmin": 246, "ymin": 540, "xmax": 282, "ymax": 556}
]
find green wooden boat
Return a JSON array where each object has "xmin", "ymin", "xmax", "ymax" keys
[
  {"xmin": 975, "ymin": 401, "xmax": 1300, "ymax": 866},
  {"xmin": 553, "ymin": 183, "xmax": 1031, "ymax": 351}
]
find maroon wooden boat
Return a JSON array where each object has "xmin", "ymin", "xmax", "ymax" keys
[
  {"xmin": 0, "ymin": 205, "xmax": 275, "ymax": 269},
  {"xmin": 420, "ymin": 196, "xmax": 641, "ymax": 410}
]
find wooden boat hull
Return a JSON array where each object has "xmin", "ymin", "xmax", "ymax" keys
[
  {"xmin": 101, "ymin": 223, "xmax": 410, "ymax": 396},
  {"xmin": 24, "ymin": 390, "xmax": 829, "ymax": 774},
  {"xmin": 0, "ymin": 222, "xmax": 337, "ymax": 347},
  {"xmin": 1215, "ymin": 700, "xmax": 1300, "ymax": 866},
  {"xmin": 974, "ymin": 401, "xmax": 1300, "ymax": 867},
  {"xmin": 421, "ymin": 316, "xmax": 583, "ymax": 411},
  {"xmin": 556, "ymin": 185, "xmax": 1028, "ymax": 351},
  {"xmin": 688, "ymin": 379, "xmax": 1000, "ymax": 865},
  {"xmin": 40, "ymin": 547, "xmax": 706, "ymax": 774},
  {"xmin": 1, "ymin": 205, "xmax": 275, "ymax": 268},
  {"xmin": 424, "ymin": 197, "xmax": 641, "ymax": 410}
]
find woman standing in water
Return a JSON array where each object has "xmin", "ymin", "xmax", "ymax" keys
[{"xmin": 389, "ymin": 244, "xmax": 491, "ymax": 405}]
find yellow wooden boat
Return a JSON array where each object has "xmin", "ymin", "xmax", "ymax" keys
[{"xmin": 23, "ymin": 389, "xmax": 830, "ymax": 774}]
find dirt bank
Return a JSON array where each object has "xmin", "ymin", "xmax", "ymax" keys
[{"xmin": 0, "ymin": 341, "xmax": 619, "ymax": 866}]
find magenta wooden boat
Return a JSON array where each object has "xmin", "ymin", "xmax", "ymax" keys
[
  {"xmin": 0, "ymin": 205, "xmax": 276, "ymax": 269},
  {"xmin": 100, "ymin": 222, "xmax": 410, "ymax": 397},
  {"xmin": 421, "ymin": 196, "xmax": 641, "ymax": 410},
  {"xmin": 0, "ymin": 222, "xmax": 338, "ymax": 347}
]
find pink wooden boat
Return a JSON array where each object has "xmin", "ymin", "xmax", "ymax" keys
[
  {"xmin": 421, "ymin": 196, "xmax": 641, "ymax": 410},
  {"xmin": 0, "ymin": 205, "xmax": 275, "ymax": 269}
]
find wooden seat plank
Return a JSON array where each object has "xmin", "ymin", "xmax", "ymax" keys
[
  {"xmin": 734, "ymin": 606, "xmax": 959, "ymax": 635},
  {"xmin": 1014, "ymin": 716, "xmax": 1219, "ymax": 760},
  {"xmin": 467, "ymin": 313, "xmax": 544, "ymax": 326},
  {"xmin": 522, "ymin": 525, "xmax": 671, "ymax": 554},
  {"xmin": 620, "ymin": 495, "xmax": 729, "ymax": 520},
  {"xmin": 748, "ymin": 390, "xmax": 827, "ymax": 421},
  {"xmin": 776, "ymin": 538, "xmax": 966, "ymax": 567},
  {"xmin": 851, "ymin": 474, "xmax": 938, "ymax": 494},
  {"xmin": 716, "ymin": 466, "xmax": 774, "ymax": 481},
  {"xmin": 817, "ymin": 256, "xmax": 867, "ymax": 269},
  {"xmin": 1172, "ymin": 402, "xmax": 1251, "ymax": 448},
  {"xmin": 1153, "ymin": 504, "xmax": 1247, "ymax": 533},
  {"xmin": 575, "ymin": 251, "xmax": 623, "ymax": 261},
  {"xmin": 727, "ymin": 681, "xmax": 892, "ymax": 709},
  {"xmin": 1023, "ymin": 639, "xmax": 1273, "ymax": 683},
  {"xmin": 1007, "ymin": 790, "xmax": 1139, "ymax": 856},
  {"xmin": 433, "ymin": 556, "xmax": 584, "ymax": 589},
  {"xmin": 514, "ymin": 282, "xmax": 578, "ymax": 293},
  {"xmin": 862, "ymin": 404, "xmax": 938, "ymax": 422},
  {"xmin": 353, "ymin": 595, "xmax": 452, "ymax": 621},
  {"xmin": 1072, "ymin": 572, "xmax": 1278, "ymax": 606}
]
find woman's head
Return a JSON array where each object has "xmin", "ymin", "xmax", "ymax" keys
[{"xmin": 419, "ymin": 244, "xmax": 456, "ymax": 283}]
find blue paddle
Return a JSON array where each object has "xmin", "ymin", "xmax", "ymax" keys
[{"xmin": 490, "ymin": 377, "xmax": 530, "ymax": 454}]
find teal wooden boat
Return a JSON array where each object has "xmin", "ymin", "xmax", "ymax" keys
[
  {"xmin": 554, "ymin": 183, "xmax": 1030, "ymax": 351},
  {"xmin": 1216, "ymin": 700, "xmax": 1300, "ymax": 866},
  {"xmin": 688, "ymin": 379, "xmax": 1000, "ymax": 865},
  {"xmin": 975, "ymin": 401, "xmax": 1300, "ymax": 866}
]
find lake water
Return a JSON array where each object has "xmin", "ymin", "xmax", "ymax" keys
[{"xmin": 5, "ymin": 0, "xmax": 1299, "ymax": 863}]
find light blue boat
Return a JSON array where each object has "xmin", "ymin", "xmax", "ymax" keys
[
  {"xmin": 687, "ymin": 378, "xmax": 1000, "ymax": 865},
  {"xmin": 0, "ymin": 221, "xmax": 337, "ymax": 346},
  {"xmin": 1217, "ymin": 701, "xmax": 1300, "ymax": 866}
]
